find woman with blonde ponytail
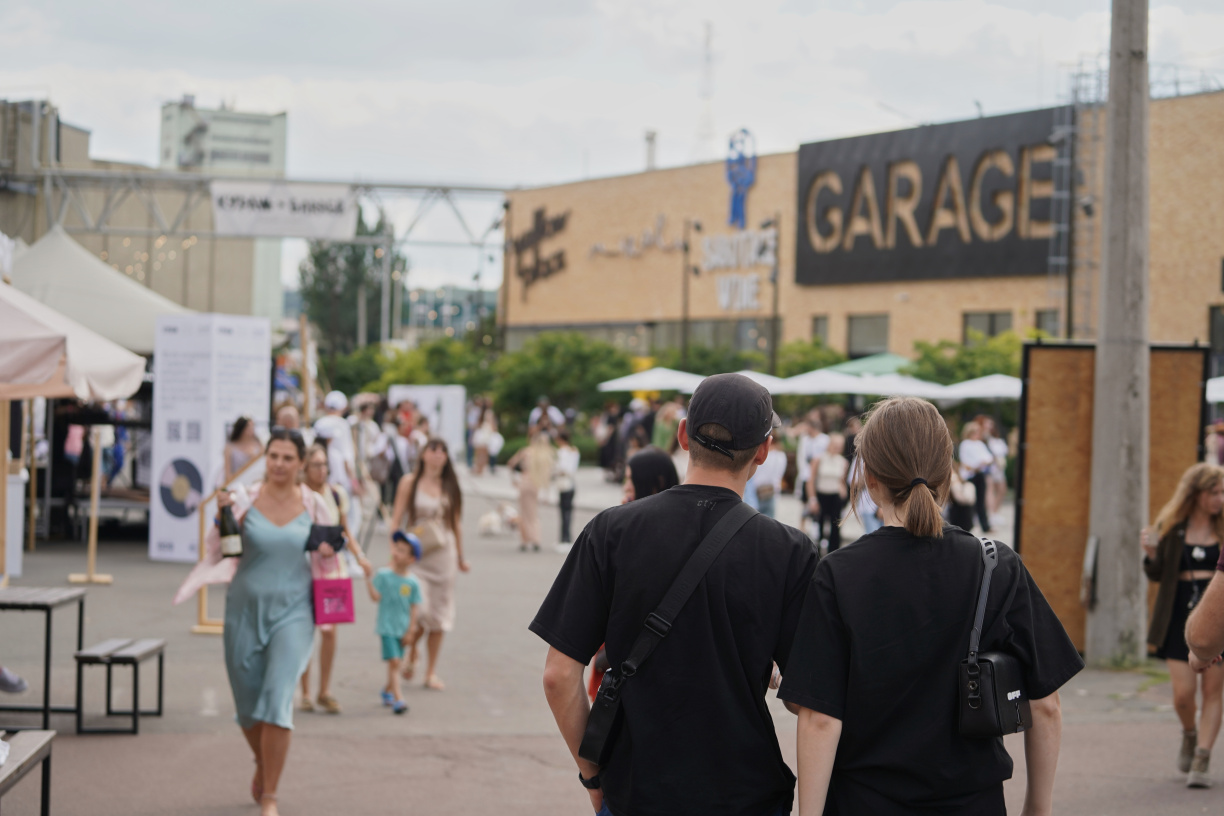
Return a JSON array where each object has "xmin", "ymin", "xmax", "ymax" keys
[{"xmin": 779, "ymin": 397, "xmax": 1083, "ymax": 816}]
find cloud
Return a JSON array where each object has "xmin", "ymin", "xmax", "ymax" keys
[{"xmin": 3, "ymin": 0, "xmax": 1221, "ymax": 290}]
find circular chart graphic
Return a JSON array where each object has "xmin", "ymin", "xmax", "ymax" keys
[{"xmin": 159, "ymin": 458, "xmax": 204, "ymax": 518}]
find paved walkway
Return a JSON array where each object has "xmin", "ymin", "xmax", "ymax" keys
[{"xmin": 0, "ymin": 476, "xmax": 1211, "ymax": 815}]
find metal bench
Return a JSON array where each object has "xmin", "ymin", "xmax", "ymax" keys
[
  {"xmin": 0, "ymin": 730, "xmax": 54, "ymax": 816},
  {"xmin": 75, "ymin": 638, "xmax": 165, "ymax": 734}
]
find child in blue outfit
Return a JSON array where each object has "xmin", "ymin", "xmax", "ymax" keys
[{"xmin": 365, "ymin": 531, "xmax": 423, "ymax": 714}]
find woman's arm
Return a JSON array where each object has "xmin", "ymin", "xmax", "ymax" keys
[
  {"xmin": 453, "ymin": 515, "xmax": 470, "ymax": 572},
  {"xmin": 1021, "ymin": 692, "xmax": 1062, "ymax": 816},
  {"xmin": 1140, "ymin": 528, "xmax": 1163, "ymax": 582},
  {"xmin": 365, "ymin": 573, "xmax": 381, "ymax": 603},
  {"xmin": 796, "ymin": 707, "xmax": 841, "ymax": 816},
  {"xmin": 389, "ymin": 474, "xmax": 414, "ymax": 532}
]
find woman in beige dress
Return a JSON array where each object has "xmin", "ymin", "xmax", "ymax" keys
[
  {"xmin": 390, "ymin": 438, "xmax": 469, "ymax": 690},
  {"xmin": 506, "ymin": 431, "xmax": 555, "ymax": 552}
]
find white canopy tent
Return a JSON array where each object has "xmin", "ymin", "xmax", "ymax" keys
[
  {"xmin": 683, "ymin": 369, "xmax": 790, "ymax": 394},
  {"xmin": 1208, "ymin": 377, "xmax": 1224, "ymax": 404},
  {"xmin": 0, "ymin": 282, "xmax": 146, "ymax": 585},
  {"xmin": 939, "ymin": 374, "xmax": 1023, "ymax": 401},
  {"xmin": 598, "ymin": 367, "xmax": 706, "ymax": 393},
  {"xmin": 11, "ymin": 226, "xmax": 190, "ymax": 355},
  {"xmin": 777, "ymin": 368, "xmax": 864, "ymax": 395}
]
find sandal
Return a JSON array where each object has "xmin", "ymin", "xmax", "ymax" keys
[
  {"xmin": 299, "ymin": 697, "xmax": 314, "ymax": 713},
  {"xmin": 317, "ymin": 693, "xmax": 342, "ymax": 714},
  {"xmin": 424, "ymin": 674, "xmax": 446, "ymax": 691},
  {"xmin": 260, "ymin": 792, "xmax": 279, "ymax": 816}
]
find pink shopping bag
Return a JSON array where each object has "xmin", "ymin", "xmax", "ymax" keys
[{"xmin": 311, "ymin": 552, "xmax": 355, "ymax": 625}]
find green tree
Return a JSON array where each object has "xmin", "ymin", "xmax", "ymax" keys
[
  {"xmin": 494, "ymin": 332, "xmax": 632, "ymax": 429},
  {"xmin": 903, "ymin": 330, "xmax": 1023, "ymax": 385},
  {"xmin": 299, "ymin": 210, "xmax": 405, "ymax": 372},
  {"xmin": 365, "ymin": 338, "xmax": 496, "ymax": 395},
  {"xmin": 652, "ymin": 345, "xmax": 766, "ymax": 376},
  {"xmin": 326, "ymin": 345, "xmax": 392, "ymax": 396},
  {"xmin": 776, "ymin": 337, "xmax": 847, "ymax": 378}
]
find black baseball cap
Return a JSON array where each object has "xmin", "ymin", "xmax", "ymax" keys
[{"xmin": 686, "ymin": 373, "xmax": 781, "ymax": 458}]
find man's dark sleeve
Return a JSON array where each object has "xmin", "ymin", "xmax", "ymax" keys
[
  {"xmin": 777, "ymin": 557, "xmax": 849, "ymax": 720},
  {"xmin": 773, "ymin": 533, "xmax": 819, "ymax": 674},
  {"xmin": 999, "ymin": 553, "xmax": 1085, "ymax": 700},
  {"xmin": 528, "ymin": 519, "xmax": 610, "ymax": 664}
]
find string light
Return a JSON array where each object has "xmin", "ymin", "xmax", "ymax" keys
[
  {"xmin": 168, "ymin": 250, "xmax": 177, "ymax": 260},
  {"xmin": 122, "ymin": 237, "xmax": 131, "ymax": 247},
  {"xmin": 99, "ymin": 251, "xmax": 108, "ymax": 261}
]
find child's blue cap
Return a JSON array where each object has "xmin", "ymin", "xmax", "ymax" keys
[{"xmin": 392, "ymin": 531, "xmax": 422, "ymax": 561}]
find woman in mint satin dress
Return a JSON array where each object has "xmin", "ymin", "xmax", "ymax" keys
[{"xmin": 215, "ymin": 428, "xmax": 336, "ymax": 816}]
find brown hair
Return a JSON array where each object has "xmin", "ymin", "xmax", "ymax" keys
[
  {"xmin": 686, "ymin": 422, "xmax": 760, "ymax": 473},
  {"xmin": 850, "ymin": 397, "xmax": 953, "ymax": 539},
  {"xmin": 1153, "ymin": 463, "xmax": 1224, "ymax": 540},
  {"xmin": 405, "ymin": 437, "xmax": 463, "ymax": 531},
  {"xmin": 266, "ymin": 427, "xmax": 306, "ymax": 461}
]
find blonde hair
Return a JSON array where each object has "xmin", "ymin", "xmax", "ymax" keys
[
  {"xmin": 850, "ymin": 397, "xmax": 953, "ymax": 539},
  {"xmin": 1153, "ymin": 463, "xmax": 1224, "ymax": 540}
]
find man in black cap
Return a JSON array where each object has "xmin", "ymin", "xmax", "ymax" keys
[{"xmin": 530, "ymin": 373, "xmax": 818, "ymax": 816}]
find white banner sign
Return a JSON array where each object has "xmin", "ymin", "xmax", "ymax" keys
[
  {"xmin": 210, "ymin": 181, "xmax": 359, "ymax": 240},
  {"xmin": 150, "ymin": 314, "xmax": 271, "ymax": 563}
]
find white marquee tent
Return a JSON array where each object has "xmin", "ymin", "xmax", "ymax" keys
[
  {"xmin": 11, "ymin": 226, "xmax": 190, "ymax": 355},
  {"xmin": 939, "ymin": 374, "xmax": 1023, "ymax": 401},
  {"xmin": 598, "ymin": 367, "xmax": 706, "ymax": 393}
]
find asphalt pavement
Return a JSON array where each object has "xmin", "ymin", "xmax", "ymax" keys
[{"xmin": 0, "ymin": 467, "xmax": 1216, "ymax": 814}]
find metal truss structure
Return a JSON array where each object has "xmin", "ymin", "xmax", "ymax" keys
[{"xmin": 2, "ymin": 166, "xmax": 510, "ymax": 343}]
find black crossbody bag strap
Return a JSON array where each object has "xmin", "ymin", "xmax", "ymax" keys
[
  {"xmin": 579, "ymin": 500, "xmax": 758, "ymax": 765},
  {"xmin": 964, "ymin": 537, "xmax": 999, "ymax": 706},
  {"xmin": 620, "ymin": 500, "xmax": 759, "ymax": 678}
]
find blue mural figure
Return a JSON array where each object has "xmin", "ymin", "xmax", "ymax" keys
[{"xmin": 725, "ymin": 128, "xmax": 757, "ymax": 230}]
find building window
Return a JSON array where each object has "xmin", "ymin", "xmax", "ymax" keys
[
  {"xmin": 963, "ymin": 311, "xmax": 1013, "ymax": 343},
  {"xmin": 1035, "ymin": 309, "xmax": 1060, "ymax": 337},
  {"xmin": 811, "ymin": 315, "xmax": 829, "ymax": 344},
  {"xmin": 848, "ymin": 314, "xmax": 889, "ymax": 358}
]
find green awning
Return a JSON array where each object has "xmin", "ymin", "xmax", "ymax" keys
[{"xmin": 824, "ymin": 352, "xmax": 911, "ymax": 376}]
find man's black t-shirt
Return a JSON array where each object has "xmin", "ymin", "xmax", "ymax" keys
[
  {"xmin": 778, "ymin": 526, "xmax": 1084, "ymax": 814},
  {"xmin": 530, "ymin": 484, "xmax": 817, "ymax": 816}
]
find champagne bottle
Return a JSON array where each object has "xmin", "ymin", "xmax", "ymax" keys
[{"xmin": 219, "ymin": 502, "xmax": 243, "ymax": 558}]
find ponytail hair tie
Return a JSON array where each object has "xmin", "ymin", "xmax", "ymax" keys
[{"xmin": 910, "ymin": 477, "xmax": 928, "ymax": 489}]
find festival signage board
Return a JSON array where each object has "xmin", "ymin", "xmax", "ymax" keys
[
  {"xmin": 795, "ymin": 107, "xmax": 1066, "ymax": 286},
  {"xmin": 210, "ymin": 180, "xmax": 359, "ymax": 240},
  {"xmin": 150, "ymin": 314, "xmax": 270, "ymax": 563}
]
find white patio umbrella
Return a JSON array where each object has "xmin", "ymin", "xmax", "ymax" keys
[
  {"xmin": 940, "ymin": 374, "xmax": 1023, "ymax": 401},
  {"xmin": 598, "ymin": 367, "xmax": 706, "ymax": 393},
  {"xmin": 683, "ymin": 369, "xmax": 790, "ymax": 394},
  {"xmin": 1207, "ymin": 376, "xmax": 1224, "ymax": 404},
  {"xmin": 838, "ymin": 373, "xmax": 947, "ymax": 399},
  {"xmin": 777, "ymin": 368, "xmax": 864, "ymax": 395}
]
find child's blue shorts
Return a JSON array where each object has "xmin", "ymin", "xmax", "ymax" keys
[{"xmin": 381, "ymin": 635, "xmax": 405, "ymax": 661}]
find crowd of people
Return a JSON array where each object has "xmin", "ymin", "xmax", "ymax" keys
[{"xmin": 103, "ymin": 374, "xmax": 1224, "ymax": 816}]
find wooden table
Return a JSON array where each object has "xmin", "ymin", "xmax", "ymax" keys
[
  {"xmin": 0, "ymin": 730, "xmax": 54, "ymax": 816},
  {"xmin": 0, "ymin": 588, "xmax": 86, "ymax": 730}
]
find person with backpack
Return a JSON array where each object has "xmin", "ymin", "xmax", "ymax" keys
[{"xmin": 531, "ymin": 374, "xmax": 818, "ymax": 816}]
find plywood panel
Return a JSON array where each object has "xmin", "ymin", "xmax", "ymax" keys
[
  {"xmin": 1019, "ymin": 345, "xmax": 1206, "ymax": 651},
  {"xmin": 1018, "ymin": 346, "xmax": 1095, "ymax": 651}
]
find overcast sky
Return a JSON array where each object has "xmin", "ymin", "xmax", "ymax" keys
[{"xmin": 2, "ymin": 0, "xmax": 1221, "ymax": 290}]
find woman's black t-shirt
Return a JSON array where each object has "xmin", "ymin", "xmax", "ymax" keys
[{"xmin": 777, "ymin": 526, "xmax": 1083, "ymax": 814}]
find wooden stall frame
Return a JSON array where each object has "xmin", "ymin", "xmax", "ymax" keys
[
  {"xmin": 69, "ymin": 427, "xmax": 113, "ymax": 585},
  {"xmin": 191, "ymin": 453, "xmax": 265, "ymax": 635},
  {"xmin": 1013, "ymin": 340, "xmax": 1210, "ymax": 555}
]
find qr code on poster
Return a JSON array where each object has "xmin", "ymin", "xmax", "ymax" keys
[
  {"xmin": 187, "ymin": 421, "xmax": 201, "ymax": 442},
  {"xmin": 167, "ymin": 421, "xmax": 182, "ymax": 442}
]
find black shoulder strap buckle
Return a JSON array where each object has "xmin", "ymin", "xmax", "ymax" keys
[{"xmin": 643, "ymin": 612, "xmax": 672, "ymax": 638}]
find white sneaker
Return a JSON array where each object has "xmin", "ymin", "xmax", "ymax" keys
[
  {"xmin": 0, "ymin": 667, "xmax": 28, "ymax": 694},
  {"xmin": 554, "ymin": 543, "xmax": 573, "ymax": 554}
]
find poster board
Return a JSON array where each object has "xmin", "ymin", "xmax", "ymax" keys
[
  {"xmin": 150, "ymin": 314, "xmax": 271, "ymax": 563},
  {"xmin": 386, "ymin": 385, "xmax": 467, "ymax": 458},
  {"xmin": 1014, "ymin": 343, "xmax": 1206, "ymax": 650}
]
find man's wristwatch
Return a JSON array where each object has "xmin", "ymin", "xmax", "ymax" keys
[{"xmin": 579, "ymin": 771, "xmax": 601, "ymax": 790}]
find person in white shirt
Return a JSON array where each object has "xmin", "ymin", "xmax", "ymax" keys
[
  {"xmin": 958, "ymin": 421, "xmax": 995, "ymax": 533},
  {"xmin": 314, "ymin": 391, "xmax": 364, "ymax": 533},
  {"xmin": 744, "ymin": 444, "xmax": 787, "ymax": 518},
  {"xmin": 528, "ymin": 396, "xmax": 566, "ymax": 431},
  {"xmin": 795, "ymin": 413, "xmax": 830, "ymax": 530},
  {"xmin": 813, "ymin": 433, "xmax": 849, "ymax": 551},
  {"xmin": 554, "ymin": 430, "xmax": 582, "ymax": 551}
]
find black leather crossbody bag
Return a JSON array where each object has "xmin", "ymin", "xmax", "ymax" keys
[
  {"xmin": 958, "ymin": 537, "xmax": 1033, "ymax": 738},
  {"xmin": 579, "ymin": 502, "xmax": 758, "ymax": 766}
]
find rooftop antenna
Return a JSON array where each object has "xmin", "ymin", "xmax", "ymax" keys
[{"xmin": 693, "ymin": 22, "xmax": 715, "ymax": 161}]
